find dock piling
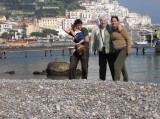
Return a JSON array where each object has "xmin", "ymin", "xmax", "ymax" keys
[
  {"xmin": 50, "ymin": 50, "xmax": 52, "ymax": 56},
  {"xmin": 25, "ymin": 52, "xmax": 27, "ymax": 58},
  {"xmin": 62, "ymin": 49, "xmax": 64, "ymax": 56},
  {"xmin": 142, "ymin": 48, "xmax": 145, "ymax": 55},
  {"xmin": 45, "ymin": 50, "xmax": 47, "ymax": 57}
]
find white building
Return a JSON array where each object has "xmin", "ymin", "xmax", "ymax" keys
[
  {"xmin": 66, "ymin": 0, "xmax": 152, "ymax": 29},
  {"xmin": 79, "ymin": 1, "xmax": 96, "ymax": 7},
  {"xmin": 38, "ymin": 17, "xmax": 58, "ymax": 29},
  {"xmin": 0, "ymin": 22, "xmax": 13, "ymax": 35},
  {"xmin": 38, "ymin": 16, "xmax": 66, "ymax": 30},
  {"xmin": 124, "ymin": 12, "xmax": 151, "ymax": 28},
  {"xmin": 63, "ymin": 18, "xmax": 76, "ymax": 29},
  {"xmin": 141, "ymin": 15, "xmax": 152, "ymax": 26}
]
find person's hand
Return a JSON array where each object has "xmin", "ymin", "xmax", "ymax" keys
[
  {"xmin": 71, "ymin": 24, "xmax": 75, "ymax": 31},
  {"xmin": 75, "ymin": 43, "xmax": 81, "ymax": 47},
  {"xmin": 117, "ymin": 23, "xmax": 122, "ymax": 32},
  {"xmin": 127, "ymin": 50, "xmax": 132, "ymax": 56}
]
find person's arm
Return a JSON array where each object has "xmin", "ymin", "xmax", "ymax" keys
[
  {"xmin": 75, "ymin": 39, "xmax": 84, "ymax": 47},
  {"xmin": 78, "ymin": 39, "xmax": 84, "ymax": 44},
  {"xmin": 84, "ymin": 36, "xmax": 89, "ymax": 43},
  {"xmin": 63, "ymin": 26, "xmax": 75, "ymax": 37},
  {"xmin": 70, "ymin": 29, "xmax": 76, "ymax": 37},
  {"xmin": 117, "ymin": 23, "xmax": 123, "ymax": 32},
  {"xmin": 121, "ymin": 28, "xmax": 132, "ymax": 55},
  {"xmin": 64, "ymin": 27, "xmax": 71, "ymax": 34}
]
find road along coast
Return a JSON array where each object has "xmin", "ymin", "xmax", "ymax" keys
[{"xmin": 0, "ymin": 79, "xmax": 159, "ymax": 119}]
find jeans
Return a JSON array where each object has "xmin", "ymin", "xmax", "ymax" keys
[
  {"xmin": 69, "ymin": 43, "xmax": 89, "ymax": 79},
  {"xmin": 114, "ymin": 47, "xmax": 128, "ymax": 81},
  {"xmin": 98, "ymin": 49, "xmax": 115, "ymax": 80}
]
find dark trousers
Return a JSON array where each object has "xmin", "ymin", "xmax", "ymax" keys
[
  {"xmin": 114, "ymin": 47, "xmax": 128, "ymax": 81},
  {"xmin": 99, "ymin": 51, "xmax": 115, "ymax": 80},
  {"xmin": 69, "ymin": 46, "xmax": 89, "ymax": 79}
]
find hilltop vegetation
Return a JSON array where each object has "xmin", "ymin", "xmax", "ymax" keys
[{"xmin": 0, "ymin": 0, "xmax": 95, "ymax": 18}]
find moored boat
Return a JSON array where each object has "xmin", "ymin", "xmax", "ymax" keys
[{"xmin": 135, "ymin": 41, "xmax": 148, "ymax": 45}]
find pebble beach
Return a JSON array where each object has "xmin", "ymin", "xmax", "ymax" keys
[{"xmin": 0, "ymin": 79, "xmax": 160, "ymax": 119}]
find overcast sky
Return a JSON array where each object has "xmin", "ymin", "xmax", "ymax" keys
[{"xmin": 117, "ymin": 0, "xmax": 160, "ymax": 24}]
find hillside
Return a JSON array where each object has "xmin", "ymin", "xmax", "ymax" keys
[{"xmin": 0, "ymin": 0, "xmax": 95, "ymax": 18}]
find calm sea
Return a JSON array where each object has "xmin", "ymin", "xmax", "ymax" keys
[{"xmin": 0, "ymin": 48, "xmax": 160, "ymax": 84}]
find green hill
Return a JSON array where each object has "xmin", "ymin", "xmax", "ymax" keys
[{"xmin": 0, "ymin": 0, "xmax": 95, "ymax": 18}]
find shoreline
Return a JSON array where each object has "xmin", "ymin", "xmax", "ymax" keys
[{"xmin": 0, "ymin": 79, "xmax": 159, "ymax": 118}]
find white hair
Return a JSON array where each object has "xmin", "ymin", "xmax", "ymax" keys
[{"xmin": 98, "ymin": 14, "xmax": 108, "ymax": 20}]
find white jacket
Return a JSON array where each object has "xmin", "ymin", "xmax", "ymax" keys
[{"xmin": 90, "ymin": 25, "xmax": 113, "ymax": 54}]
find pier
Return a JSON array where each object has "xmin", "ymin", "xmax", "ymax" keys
[
  {"xmin": 132, "ymin": 45, "xmax": 160, "ymax": 55},
  {"xmin": 0, "ymin": 47, "xmax": 74, "ymax": 59},
  {"xmin": 1, "ymin": 46, "xmax": 160, "ymax": 59}
]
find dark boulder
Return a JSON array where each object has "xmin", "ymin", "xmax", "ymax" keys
[
  {"xmin": 33, "ymin": 70, "xmax": 47, "ymax": 75},
  {"xmin": 5, "ymin": 71, "xmax": 15, "ymax": 74},
  {"xmin": 46, "ymin": 61, "xmax": 81, "ymax": 76},
  {"xmin": 33, "ymin": 71, "xmax": 42, "ymax": 75}
]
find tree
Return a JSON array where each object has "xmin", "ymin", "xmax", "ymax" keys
[
  {"xmin": 9, "ymin": 29, "xmax": 17, "ymax": 40},
  {"xmin": 22, "ymin": 23, "xmax": 27, "ymax": 39},
  {"xmin": 42, "ymin": 29, "xmax": 59, "ymax": 36},
  {"xmin": 30, "ymin": 32, "xmax": 45, "ymax": 37},
  {"xmin": 0, "ymin": 32, "xmax": 10, "ymax": 41},
  {"xmin": 17, "ymin": 32, "xmax": 21, "ymax": 40}
]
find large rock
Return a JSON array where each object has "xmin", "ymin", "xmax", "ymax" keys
[{"xmin": 46, "ymin": 61, "xmax": 81, "ymax": 76}]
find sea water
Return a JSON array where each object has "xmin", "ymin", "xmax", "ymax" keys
[{"xmin": 0, "ymin": 48, "xmax": 160, "ymax": 84}]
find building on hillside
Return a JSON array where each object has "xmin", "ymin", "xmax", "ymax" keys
[
  {"xmin": 0, "ymin": 22, "xmax": 12, "ymax": 35},
  {"xmin": 12, "ymin": 25, "xmax": 23, "ymax": 40},
  {"xmin": 38, "ymin": 16, "xmax": 68, "ymax": 37},
  {"xmin": 0, "ymin": 16, "xmax": 6, "ymax": 21},
  {"xmin": 38, "ymin": 17, "xmax": 59, "ymax": 29},
  {"xmin": 63, "ymin": 18, "xmax": 76, "ymax": 29},
  {"xmin": 67, "ymin": 8, "xmax": 95, "ymax": 21},
  {"xmin": 68, "ymin": 10, "xmax": 85, "ymax": 19},
  {"xmin": 66, "ymin": 0, "xmax": 152, "ymax": 30},
  {"xmin": 56, "ymin": 16, "xmax": 67, "ymax": 29},
  {"xmin": 124, "ymin": 13, "xmax": 140, "ymax": 28},
  {"xmin": 79, "ymin": 1, "xmax": 95, "ymax": 7},
  {"xmin": 26, "ymin": 22, "xmax": 39, "ymax": 37},
  {"xmin": 124, "ymin": 13, "xmax": 151, "ymax": 28},
  {"xmin": 141, "ymin": 15, "xmax": 152, "ymax": 26},
  {"xmin": 38, "ymin": 16, "xmax": 66, "ymax": 30}
]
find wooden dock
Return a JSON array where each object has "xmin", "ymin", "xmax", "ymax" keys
[
  {"xmin": 0, "ymin": 47, "xmax": 75, "ymax": 59},
  {"xmin": 132, "ymin": 45, "xmax": 160, "ymax": 55},
  {"xmin": 0, "ymin": 45, "xmax": 160, "ymax": 58}
]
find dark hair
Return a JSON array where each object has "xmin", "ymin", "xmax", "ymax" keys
[
  {"xmin": 111, "ymin": 15, "xmax": 119, "ymax": 21},
  {"xmin": 73, "ymin": 19, "xmax": 83, "ymax": 26}
]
